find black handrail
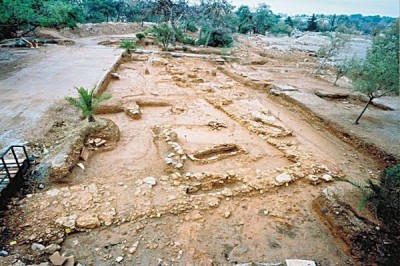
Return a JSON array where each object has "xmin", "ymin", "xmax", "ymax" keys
[{"xmin": 0, "ymin": 145, "xmax": 31, "ymax": 190}]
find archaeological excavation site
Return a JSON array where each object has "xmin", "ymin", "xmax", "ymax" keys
[{"xmin": 0, "ymin": 2, "xmax": 399, "ymax": 266}]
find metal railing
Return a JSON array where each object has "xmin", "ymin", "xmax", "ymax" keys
[{"xmin": 0, "ymin": 145, "xmax": 30, "ymax": 189}]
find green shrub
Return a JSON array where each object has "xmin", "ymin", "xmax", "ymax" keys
[
  {"xmin": 239, "ymin": 24, "xmax": 252, "ymax": 34},
  {"xmin": 197, "ymin": 28, "xmax": 233, "ymax": 47},
  {"xmin": 187, "ymin": 21, "xmax": 198, "ymax": 32},
  {"xmin": 270, "ymin": 21, "xmax": 293, "ymax": 36},
  {"xmin": 136, "ymin": 32, "xmax": 146, "ymax": 40},
  {"xmin": 174, "ymin": 27, "xmax": 185, "ymax": 43},
  {"xmin": 119, "ymin": 39, "xmax": 136, "ymax": 52},
  {"xmin": 220, "ymin": 47, "xmax": 229, "ymax": 56},
  {"xmin": 339, "ymin": 164, "xmax": 400, "ymax": 233},
  {"xmin": 152, "ymin": 23, "xmax": 174, "ymax": 50},
  {"xmin": 182, "ymin": 37, "xmax": 195, "ymax": 45},
  {"xmin": 144, "ymin": 27, "xmax": 154, "ymax": 35},
  {"xmin": 367, "ymin": 165, "xmax": 400, "ymax": 232}
]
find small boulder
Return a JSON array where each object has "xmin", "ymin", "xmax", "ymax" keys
[
  {"xmin": 321, "ymin": 174, "xmax": 333, "ymax": 182},
  {"xmin": 31, "ymin": 243, "xmax": 45, "ymax": 251},
  {"xmin": 275, "ymin": 172, "xmax": 292, "ymax": 185},
  {"xmin": 116, "ymin": 256, "xmax": 124, "ymax": 263},
  {"xmin": 44, "ymin": 244, "xmax": 61, "ymax": 254},
  {"xmin": 221, "ymin": 188, "xmax": 233, "ymax": 197},
  {"xmin": 128, "ymin": 241, "xmax": 140, "ymax": 254},
  {"xmin": 307, "ymin": 175, "xmax": 319, "ymax": 185},
  {"xmin": 143, "ymin": 177, "xmax": 157, "ymax": 186},
  {"xmin": 76, "ymin": 215, "xmax": 101, "ymax": 229},
  {"xmin": 124, "ymin": 104, "xmax": 142, "ymax": 119},
  {"xmin": 49, "ymin": 252, "xmax": 67, "ymax": 266},
  {"xmin": 285, "ymin": 259, "xmax": 316, "ymax": 266},
  {"xmin": 64, "ymin": 256, "xmax": 75, "ymax": 266}
]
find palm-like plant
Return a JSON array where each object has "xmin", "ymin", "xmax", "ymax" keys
[{"xmin": 66, "ymin": 87, "xmax": 111, "ymax": 122}]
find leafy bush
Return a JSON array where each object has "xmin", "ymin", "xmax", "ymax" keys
[
  {"xmin": 197, "ymin": 28, "xmax": 233, "ymax": 47},
  {"xmin": 270, "ymin": 21, "xmax": 293, "ymax": 36},
  {"xmin": 238, "ymin": 24, "xmax": 253, "ymax": 34},
  {"xmin": 119, "ymin": 39, "xmax": 137, "ymax": 53},
  {"xmin": 152, "ymin": 23, "xmax": 174, "ymax": 50},
  {"xmin": 187, "ymin": 21, "xmax": 197, "ymax": 32},
  {"xmin": 173, "ymin": 27, "xmax": 195, "ymax": 45},
  {"xmin": 182, "ymin": 37, "xmax": 195, "ymax": 45},
  {"xmin": 144, "ymin": 27, "xmax": 154, "ymax": 35},
  {"xmin": 339, "ymin": 164, "xmax": 400, "ymax": 233},
  {"xmin": 367, "ymin": 165, "xmax": 400, "ymax": 232},
  {"xmin": 136, "ymin": 32, "xmax": 146, "ymax": 40}
]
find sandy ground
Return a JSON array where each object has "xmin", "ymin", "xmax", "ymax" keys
[
  {"xmin": 234, "ymin": 34, "xmax": 400, "ymax": 160},
  {"xmin": 0, "ymin": 28, "xmax": 398, "ymax": 265},
  {"xmin": 0, "ymin": 37, "xmax": 123, "ymax": 149}
]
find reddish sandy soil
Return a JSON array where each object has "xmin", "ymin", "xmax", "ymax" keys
[{"xmin": 0, "ymin": 30, "xmax": 398, "ymax": 266}]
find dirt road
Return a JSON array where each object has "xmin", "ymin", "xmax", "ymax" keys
[{"xmin": 0, "ymin": 38, "xmax": 123, "ymax": 149}]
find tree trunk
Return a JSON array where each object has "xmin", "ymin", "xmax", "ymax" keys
[
  {"xmin": 355, "ymin": 98, "xmax": 373, "ymax": 124},
  {"xmin": 333, "ymin": 72, "xmax": 342, "ymax": 86},
  {"xmin": 205, "ymin": 29, "xmax": 212, "ymax": 47},
  {"xmin": 198, "ymin": 28, "xmax": 202, "ymax": 41},
  {"xmin": 169, "ymin": 9, "xmax": 176, "ymax": 46}
]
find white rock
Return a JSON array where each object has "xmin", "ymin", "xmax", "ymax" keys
[
  {"xmin": 44, "ymin": 244, "xmax": 61, "ymax": 253},
  {"xmin": 286, "ymin": 259, "xmax": 316, "ymax": 266},
  {"xmin": 55, "ymin": 215, "xmax": 77, "ymax": 229},
  {"xmin": 321, "ymin": 174, "xmax": 333, "ymax": 182},
  {"xmin": 116, "ymin": 256, "xmax": 124, "ymax": 263},
  {"xmin": 46, "ymin": 189, "xmax": 60, "ymax": 197},
  {"xmin": 275, "ymin": 172, "xmax": 292, "ymax": 185},
  {"xmin": 221, "ymin": 188, "xmax": 233, "ymax": 197},
  {"xmin": 208, "ymin": 198, "xmax": 220, "ymax": 207},
  {"xmin": 31, "ymin": 243, "xmax": 45, "ymax": 251},
  {"xmin": 128, "ymin": 241, "xmax": 139, "ymax": 254},
  {"xmin": 77, "ymin": 163, "xmax": 85, "ymax": 170},
  {"xmin": 307, "ymin": 175, "xmax": 319, "ymax": 184},
  {"xmin": 143, "ymin": 177, "xmax": 157, "ymax": 186}
]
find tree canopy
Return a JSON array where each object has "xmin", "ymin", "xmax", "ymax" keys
[{"xmin": 0, "ymin": 0, "xmax": 396, "ymax": 46}]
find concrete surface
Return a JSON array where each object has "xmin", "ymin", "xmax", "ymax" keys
[{"xmin": 0, "ymin": 39, "xmax": 123, "ymax": 149}]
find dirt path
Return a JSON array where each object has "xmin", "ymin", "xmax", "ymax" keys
[{"xmin": 0, "ymin": 38, "xmax": 123, "ymax": 149}]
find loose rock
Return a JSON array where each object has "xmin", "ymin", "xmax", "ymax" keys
[
  {"xmin": 128, "ymin": 241, "xmax": 140, "ymax": 254},
  {"xmin": 44, "ymin": 244, "xmax": 61, "ymax": 254},
  {"xmin": 221, "ymin": 188, "xmax": 233, "ymax": 197},
  {"xmin": 275, "ymin": 173, "xmax": 292, "ymax": 185},
  {"xmin": 76, "ymin": 215, "xmax": 101, "ymax": 229},
  {"xmin": 49, "ymin": 252, "xmax": 67, "ymax": 266},
  {"xmin": 321, "ymin": 174, "xmax": 333, "ymax": 182},
  {"xmin": 31, "ymin": 243, "xmax": 45, "ymax": 251},
  {"xmin": 285, "ymin": 259, "xmax": 316, "ymax": 266},
  {"xmin": 143, "ymin": 176, "xmax": 157, "ymax": 186}
]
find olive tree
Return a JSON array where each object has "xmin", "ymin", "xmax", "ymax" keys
[
  {"xmin": 316, "ymin": 32, "xmax": 350, "ymax": 74},
  {"xmin": 349, "ymin": 22, "xmax": 399, "ymax": 124}
]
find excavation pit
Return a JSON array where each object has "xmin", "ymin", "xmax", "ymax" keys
[{"xmin": 190, "ymin": 143, "xmax": 244, "ymax": 163}]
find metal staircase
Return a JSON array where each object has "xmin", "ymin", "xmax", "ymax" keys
[{"xmin": 0, "ymin": 145, "xmax": 31, "ymax": 208}]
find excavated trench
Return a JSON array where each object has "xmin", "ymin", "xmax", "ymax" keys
[{"xmin": 1, "ymin": 46, "xmax": 395, "ymax": 265}]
